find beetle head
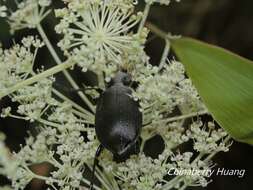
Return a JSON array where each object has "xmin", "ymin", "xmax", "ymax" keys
[{"xmin": 112, "ymin": 71, "xmax": 132, "ymax": 86}]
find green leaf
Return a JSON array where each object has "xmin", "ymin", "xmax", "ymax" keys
[{"xmin": 171, "ymin": 37, "xmax": 253, "ymax": 144}]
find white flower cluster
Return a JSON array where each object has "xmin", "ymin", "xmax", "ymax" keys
[
  {"xmin": 0, "ymin": 35, "xmax": 96, "ymax": 188},
  {"xmin": 13, "ymin": 77, "xmax": 57, "ymax": 122},
  {"xmin": 0, "ymin": 1, "xmax": 231, "ymax": 190},
  {"xmin": 97, "ymin": 121, "xmax": 230, "ymax": 190},
  {"xmin": 55, "ymin": 0, "xmax": 148, "ymax": 79},
  {"xmin": 0, "ymin": 133, "xmax": 15, "ymax": 177},
  {"xmin": 1, "ymin": 0, "xmax": 51, "ymax": 33},
  {"xmin": 0, "ymin": 36, "xmax": 44, "ymax": 93},
  {"xmin": 146, "ymin": 121, "xmax": 189, "ymax": 149},
  {"xmin": 0, "ymin": 37, "xmax": 58, "ymax": 122},
  {"xmin": 188, "ymin": 121, "xmax": 230, "ymax": 153},
  {"xmin": 169, "ymin": 152, "xmax": 211, "ymax": 188},
  {"xmin": 113, "ymin": 153, "xmax": 172, "ymax": 190},
  {"xmin": 133, "ymin": 60, "xmax": 204, "ymax": 126},
  {"xmin": 2, "ymin": 102, "xmax": 99, "ymax": 189},
  {"xmin": 0, "ymin": 133, "xmax": 28, "ymax": 190},
  {"xmin": 0, "ymin": 35, "xmax": 99, "ymax": 190},
  {"xmin": 13, "ymin": 124, "xmax": 97, "ymax": 189}
]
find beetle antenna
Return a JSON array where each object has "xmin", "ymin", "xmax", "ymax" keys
[{"xmin": 90, "ymin": 144, "xmax": 104, "ymax": 190}]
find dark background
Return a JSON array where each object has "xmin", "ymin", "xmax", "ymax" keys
[{"xmin": 0, "ymin": 0, "xmax": 253, "ymax": 189}]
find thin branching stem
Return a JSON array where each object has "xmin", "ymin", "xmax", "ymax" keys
[
  {"xmin": 52, "ymin": 88, "xmax": 94, "ymax": 119},
  {"xmin": 163, "ymin": 110, "xmax": 209, "ymax": 123},
  {"xmin": 36, "ymin": 23, "xmax": 96, "ymax": 114},
  {"xmin": 0, "ymin": 61, "xmax": 75, "ymax": 99},
  {"xmin": 159, "ymin": 40, "xmax": 170, "ymax": 70},
  {"xmin": 146, "ymin": 22, "xmax": 169, "ymax": 40},
  {"xmin": 138, "ymin": 3, "xmax": 151, "ymax": 33}
]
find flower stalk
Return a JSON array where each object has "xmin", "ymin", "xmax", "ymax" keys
[
  {"xmin": 36, "ymin": 23, "xmax": 96, "ymax": 113},
  {"xmin": 0, "ymin": 61, "xmax": 74, "ymax": 99}
]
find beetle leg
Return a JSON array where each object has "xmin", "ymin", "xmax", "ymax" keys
[{"xmin": 90, "ymin": 144, "xmax": 104, "ymax": 190}]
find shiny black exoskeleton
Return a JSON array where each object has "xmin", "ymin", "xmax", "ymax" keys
[
  {"xmin": 90, "ymin": 71, "xmax": 142, "ymax": 190},
  {"xmin": 96, "ymin": 71, "xmax": 142, "ymax": 157}
]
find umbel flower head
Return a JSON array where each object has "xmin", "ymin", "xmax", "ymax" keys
[
  {"xmin": 1, "ymin": 0, "xmax": 51, "ymax": 33},
  {"xmin": 55, "ymin": 0, "xmax": 146, "ymax": 78},
  {"xmin": 0, "ymin": 36, "xmax": 44, "ymax": 92}
]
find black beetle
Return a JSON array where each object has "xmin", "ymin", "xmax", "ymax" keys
[{"xmin": 90, "ymin": 71, "xmax": 142, "ymax": 190}]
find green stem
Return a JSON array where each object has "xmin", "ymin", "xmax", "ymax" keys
[
  {"xmin": 145, "ymin": 22, "xmax": 169, "ymax": 40},
  {"xmin": 163, "ymin": 110, "xmax": 208, "ymax": 123},
  {"xmin": 96, "ymin": 71, "xmax": 105, "ymax": 89},
  {"xmin": 159, "ymin": 40, "xmax": 170, "ymax": 70},
  {"xmin": 179, "ymin": 184, "xmax": 187, "ymax": 190},
  {"xmin": 71, "ymin": 109, "xmax": 94, "ymax": 123},
  {"xmin": 31, "ymin": 169, "xmax": 102, "ymax": 190},
  {"xmin": 52, "ymin": 89, "xmax": 94, "ymax": 118},
  {"xmin": 96, "ymin": 167, "xmax": 115, "ymax": 190},
  {"xmin": 81, "ymin": 178, "xmax": 101, "ymax": 190},
  {"xmin": 36, "ymin": 24, "xmax": 95, "ymax": 113},
  {"xmin": 9, "ymin": 114, "xmax": 28, "ymax": 121},
  {"xmin": 163, "ymin": 176, "xmax": 183, "ymax": 190},
  {"xmin": 144, "ymin": 110, "xmax": 208, "ymax": 127},
  {"xmin": 0, "ymin": 61, "xmax": 74, "ymax": 99},
  {"xmin": 105, "ymin": 172, "xmax": 120, "ymax": 190},
  {"xmin": 76, "ymin": 119, "xmax": 94, "ymax": 125},
  {"xmin": 204, "ymin": 136, "xmax": 231, "ymax": 162},
  {"xmin": 38, "ymin": 118, "xmax": 62, "ymax": 128},
  {"xmin": 87, "ymin": 165, "xmax": 112, "ymax": 190},
  {"xmin": 138, "ymin": 3, "xmax": 151, "ymax": 33}
]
